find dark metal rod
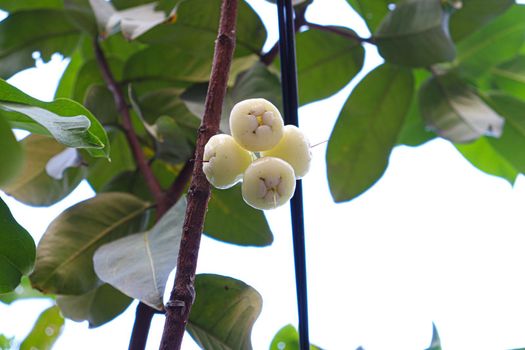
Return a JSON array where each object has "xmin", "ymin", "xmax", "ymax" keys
[{"xmin": 276, "ymin": 1, "xmax": 310, "ymax": 349}]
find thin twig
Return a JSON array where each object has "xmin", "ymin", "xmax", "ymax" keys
[
  {"xmin": 305, "ymin": 21, "xmax": 374, "ymax": 44},
  {"xmin": 162, "ymin": 159, "xmax": 194, "ymax": 209},
  {"xmin": 260, "ymin": 18, "xmax": 373, "ymax": 66},
  {"xmin": 93, "ymin": 39, "xmax": 164, "ymax": 205},
  {"xmin": 159, "ymin": 0, "xmax": 238, "ymax": 348}
]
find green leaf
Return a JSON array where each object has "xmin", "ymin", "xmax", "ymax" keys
[
  {"xmin": 138, "ymin": 0, "xmax": 266, "ymax": 57},
  {"xmin": 2, "ymin": 135, "xmax": 86, "ymax": 206},
  {"xmin": 0, "ymin": 334, "xmax": 12, "ymax": 350},
  {"xmin": 492, "ymin": 55, "xmax": 525, "ymax": 99},
  {"xmin": 455, "ymin": 136, "xmax": 518, "ymax": 184},
  {"xmin": 0, "ymin": 198, "xmax": 35, "ymax": 293},
  {"xmin": 87, "ymin": 130, "xmax": 135, "ymax": 192},
  {"xmin": 136, "ymin": 88, "xmax": 200, "ymax": 128},
  {"xmin": 346, "ymin": 0, "xmax": 390, "ymax": 33},
  {"xmin": 20, "ymin": 305, "xmax": 64, "ymax": 350},
  {"xmin": 187, "ymin": 274, "xmax": 262, "ymax": 350},
  {"xmin": 326, "ymin": 64, "xmax": 414, "ymax": 203},
  {"xmin": 418, "ymin": 72, "xmax": 504, "ymax": 143},
  {"xmin": 482, "ymin": 93, "xmax": 525, "ymax": 174},
  {"xmin": 0, "ymin": 277, "xmax": 46, "ymax": 305},
  {"xmin": 123, "ymin": 45, "xmax": 213, "ymax": 85},
  {"xmin": 425, "ymin": 323, "xmax": 442, "ymax": 350},
  {"xmin": 449, "ymin": 0, "xmax": 514, "ymax": 41},
  {"xmin": 0, "ymin": 79, "xmax": 109, "ymax": 158},
  {"xmin": 93, "ymin": 199, "xmax": 186, "ymax": 310},
  {"xmin": 73, "ymin": 57, "xmax": 124, "ymax": 103},
  {"xmin": 30, "ymin": 192, "xmax": 150, "ymax": 295},
  {"xmin": 375, "ymin": 0, "xmax": 455, "ymax": 67},
  {"xmin": 0, "ymin": 115, "xmax": 23, "ymax": 187},
  {"xmin": 270, "ymin": 324, "xmax": 322, "ymax": 350},
  {"xmin": 83, "ymin": 85, "xmax": 120, "ymax": 125},
  {"xmin": 205, "ymin": 185, "xmax": 273, "ymax": 247},
  {"xmin": 154, "ymin": 116, "xmax": 195, "ymax": 164},
  {"xmin": 56, "ymin": 283, "xmax": 132, "ymax": 327},
  {"xmin": 55, "ymin": 48, "xmax": 85, "ymax": 99},
  {"xmin": 292, "ymin": 28, "xmax": 364, "ymax": 105},
  {"xmin": 0, "ymin": 9, "xmax": 80, "ymax": 78},
  {"xmin": 456, "ymin": 5, "xmax": 525, "ymax": 78},
  {"xmin": 397, "ymin": 69, "xmax": 436, "ymax": 146},
  {"xmin": 0, "ymin": 0, "xmax": 62, "ymax": 12}
]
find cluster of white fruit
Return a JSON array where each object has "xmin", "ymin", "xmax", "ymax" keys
[{"xmin": 202, "ymin": 98, "xmax": 312, "ymax": 210}]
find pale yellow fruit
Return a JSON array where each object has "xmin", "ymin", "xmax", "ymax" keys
[
  {"xmin": 203, "ymin": 134, "xmax": 254, "ymax": 189},
  {"xmin": 229, "ymin": 98, "xmax": 284, "ymax": 152},
  {"xmin": 262, "ymin": 125, "xmax": 311, "ymax": 179},
  {"xmin": 241, "ymin": 157, "xmax": 296, "ymax": 210}
]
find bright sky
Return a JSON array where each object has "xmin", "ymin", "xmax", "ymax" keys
[{"xmin": 3, "ymin": 0, "xmax": 525, "ymax": 349}]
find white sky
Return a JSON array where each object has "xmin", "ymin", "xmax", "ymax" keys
[{"xmin": 3, "ymin": 0, "xmax": 525, "ymax": 349}]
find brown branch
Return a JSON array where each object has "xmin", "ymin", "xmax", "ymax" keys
[
  {"xmin": 93, "ymin": 38, "xmax": 166, "ymax": 350},
  {"xmin": 162, "ymin": 159, "xmax": 194, "ymax": 209},
  {"xmin": 260, "ymin": 13, "xmax": 373, "ymax": 66},
  {"xmin": 159, "ymin": 0, "xmax": 238, "ymax": 348},
  {"xmin": 93, "ymin": 39, "xmax": 163, "ymax": 205}
]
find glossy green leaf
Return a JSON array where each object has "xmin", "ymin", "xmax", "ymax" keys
[
  {"xmin": 93, "ymin": 199, "xmax": 185, "ymax": 310},
  {"xmin": 346, "ymin": 0, "xmax": 390, "ymax": 33},
  {"xmin": 482, "ymin": 93, "xmax": 525, "ymax": 174},
  {"xmin": 270, "ymin": 324, "xmax": 322, "ymax": 350},
  {"xmin": 139, "ymin": 0, "xmax": 266, "ymax": 57},
  {"xmin": 449, "ymin": 0, "xmax": 513, "ymax": 41},
  {"xmin": 375, "ymin": 0, "xmax": 455, "ymax": 67},
  {"xmin": 456, "ymin": 5, "xmax": 525, "ymax": 78},
  {"xmin": 87, "ymin": 130, "xmax": 135, "ymax": 192},
  {"xmin": 292, "ymin": 28, "xmax": 364, "ymax": 105},
  {"xmin": 205, "ymin": 185, "xmax": 273, "ymax": 247},
  {"xmin": 0, "ymin": 199, "xmax": 35, "ymax": 293},
  {"xmin": 0, "ymin": 277, "xmax": 46, "ymax": 305},
  {"xmin": 0, "ymin": 9, "xmax": 80, "ymax": 78},
  {"xmin": 0, "ymin": 79, "xmax": 109, "ymax": 158},
  {"xmin": 187, "ymin": 274, "xmax": 262, "ymax": 350},
  {"xmin": 327, "ymin": 64, "xmax": 414, "ymax": 202},
  {"xmin": 2, "ymin": 135, "xmax": 85, "ymax": 206},
  {"xmin": 30, "ymin": 192, "xmax": 150, "ymax": 295},
  {"xmin": 20, "ymin": 305, "xmax": 64, "ymax": 350},
  {"xmin": 0, "ymin": 115, "xmax": 23, "ymax": 187},
  {"xmin": 425, "ymin": 323, "xmax": 442, "ymax": 350},
  {"xmin": 492, "ymin": 55, "xmax": 525, "ymax": 99},
  {"xmin": 56, "ymin": 283, "xmax": 132, "ymax": 327},
  {"xmin": 419, "ymin": 73, "xmax": 504, "ymax": 143}
]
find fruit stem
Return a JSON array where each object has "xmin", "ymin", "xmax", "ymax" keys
[{"xmin": 159, "ymin": 0, "xmax": 238, "ymax": 349}]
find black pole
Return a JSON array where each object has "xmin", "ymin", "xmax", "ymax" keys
[{"xmin": 276, "ymin": 1, "xmax": 310, "ymax": 349}]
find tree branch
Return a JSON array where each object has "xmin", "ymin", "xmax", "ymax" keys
[
  {"xmin": 260, "ymin": 16, "xmax": 373, "ymax": 66},
  {"xmin": 93, "ymin": 38, "xmax": 167, "ymax": 350},
  {"xmin": 162, "ymin": 159, "xmax": 194, "ymax": 209},
  {"xmin": 93, "ymin": 39, "xmax": 164, "ymax": 205},
  {"xmin": 304, "ymin": 21, "xmax": 374, "ymax": 44},
  {"xmin": 159, "ymin": 0, "xmax": 238, "ymax": 348}
]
